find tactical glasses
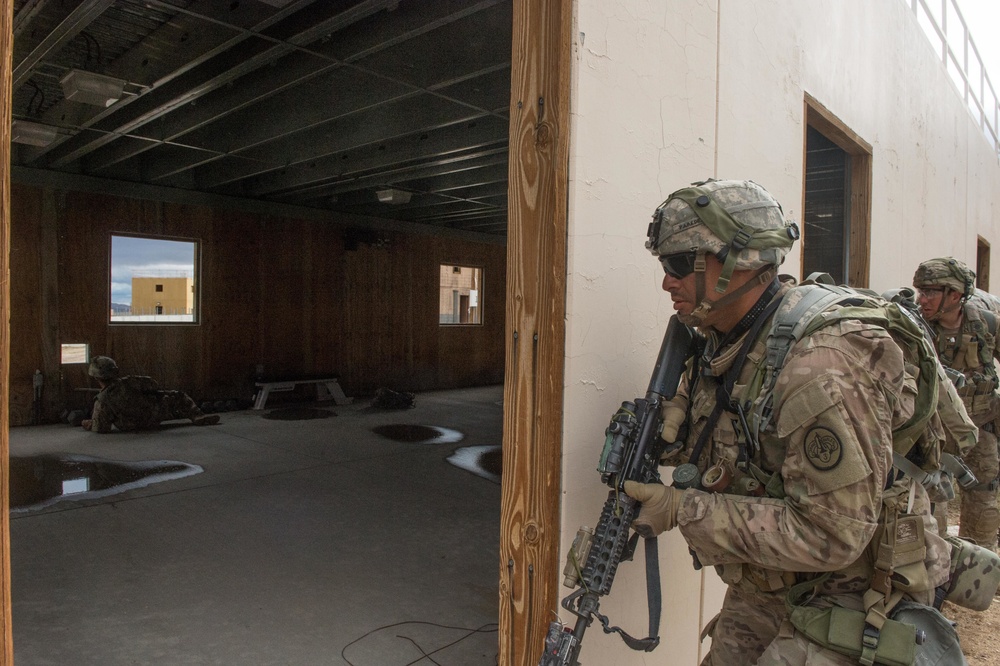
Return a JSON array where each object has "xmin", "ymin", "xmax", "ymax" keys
[
  {"xmin": 659, "ymin": 251, "xmax": 700, "ymax": 279},
  {"xmin": 916, "ymin": 287, "xmax": 945, "ymax": 300}
]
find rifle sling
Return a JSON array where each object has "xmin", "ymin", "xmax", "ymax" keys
[{"xmin": 596, "ymin": 535, "xmax": 662, "ymax": 651}]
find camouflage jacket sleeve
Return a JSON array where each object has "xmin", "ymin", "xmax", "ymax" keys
[
  {"xmin": 677, "ymin": 320, "xmax": 907, "ymax": 572},
  {"xmin": 90, "ymin": 392, "xmax": 116, "ymax": 433}
]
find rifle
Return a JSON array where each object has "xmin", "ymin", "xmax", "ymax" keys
[{"xmin": 538, "ymin": 315, "xmax": 695, "ymax": 666}]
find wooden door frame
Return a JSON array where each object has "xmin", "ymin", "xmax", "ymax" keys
[
  {"xmin": 977, "ymin": 236, "xmax": 991, "ymax": 290},
  {"xmin": 1, "ymin": 0, "xmax": 14, "ymax": 663},
  {"xmin": 803, "ymin": 93, "xmax": 873, "ymax": 288},
  {"xmin": 499, "ymin": 0, "xmax": 572, "ymax": 663}
]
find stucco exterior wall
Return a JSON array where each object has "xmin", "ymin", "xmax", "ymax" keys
[{"xmin": 561, "ymin": 1, "xmax": 1000, "ymax": 664}]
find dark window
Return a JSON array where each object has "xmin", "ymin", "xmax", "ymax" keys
[
  {"xmin": 978, "ymin": 237, "xmax": 991, "ymax": 291},
  {"xmin": 803, "ymin": 127, "xmax": 849, "ymax": 284}
]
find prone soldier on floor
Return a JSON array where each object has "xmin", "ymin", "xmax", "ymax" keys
[{"xmin": 82, "ymin": 356, "xmax": 220, "ymax": 433}]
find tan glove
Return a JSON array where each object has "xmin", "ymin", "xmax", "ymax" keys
[
  {"xmin": 623, "ymin": 481, "xmax": 685, "ymax": 537},
  {"xmin": 659, "ymin": 401, "xmax": 688, "ymax": 463},
  {"xmin": 660, "ymin": 402, "xmax": 686, "ymax": 443}
]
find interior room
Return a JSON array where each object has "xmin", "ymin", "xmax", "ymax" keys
[{"xmin": 7, "ymin": 1, "xmax": 511, "ymax": 662}]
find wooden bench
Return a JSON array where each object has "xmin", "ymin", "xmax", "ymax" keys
[{"xmin": 253, "ymin": 377, "xmax": 353, "ymax": 410}]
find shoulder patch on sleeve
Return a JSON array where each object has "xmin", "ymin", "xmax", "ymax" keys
[{"xmin": 803, "ymin": 426, "xmax": 843, "ymax": 471}]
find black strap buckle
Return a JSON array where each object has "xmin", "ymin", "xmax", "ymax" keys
[{"xmin": 730, "ymin": 228, "xmax": 753, "ymax": 252}]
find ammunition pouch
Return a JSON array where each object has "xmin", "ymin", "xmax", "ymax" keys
[
  {"xmin": 788, "ymin": 604, "xmax": 916, "ymax": 666},
  {"xmin": 940, "ymin": 535, "xmax": 1000, "ymax": 611},
  {"xmin": 787, "ymin": 588, "xmax": 963, "ymax": 666},
  {"xmin": 871, "ymin": 496, "xmax": 931, "ymax": 596}
]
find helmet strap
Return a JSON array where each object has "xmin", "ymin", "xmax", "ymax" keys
[{"xmin": 682, "ymin": 264, "xmax": 777, "ymax": 327}]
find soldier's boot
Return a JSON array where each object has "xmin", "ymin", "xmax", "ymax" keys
[
  {"xmin": 192, "ymin": 414, "xmax": 220, "ymax": 426},
  {"xmin": 959, "ymin": 490, "xmax": 1000, "ymax": 549}
]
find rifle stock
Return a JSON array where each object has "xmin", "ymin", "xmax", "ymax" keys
[{"xmin": 539, "ymin": 316, "xmax": 695, "ymax": 666}]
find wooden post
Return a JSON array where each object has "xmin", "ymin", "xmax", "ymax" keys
[
  {"xmin": 499, "ymin": 0, "xmax": 571, "ymax": 663},
  {"xmin": 0, "ymin": 0, "xmax": 14, "ymax": 663}
]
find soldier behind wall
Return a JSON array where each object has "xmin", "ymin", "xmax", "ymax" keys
[
  {"xmin": 622, "ymin": 179, "xmax": 960, "ymax": 665},
  {"xmin": 914, "ymin": 258, "xmax": 1000, "ymax": 550}
]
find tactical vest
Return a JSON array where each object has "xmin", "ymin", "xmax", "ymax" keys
[
  {"xmin": 933, "ymin": 302, "xmax": 999, "ymax": 421},
  {"xmin": 681, "ymin": 283, "xmax": 954, "ymax": 598}
]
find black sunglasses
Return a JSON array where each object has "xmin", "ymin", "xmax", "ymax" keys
[{"xmin": 660, "ymin": 251, "xmax": 700, "ymax": 279}]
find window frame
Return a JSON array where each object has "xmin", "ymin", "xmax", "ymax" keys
[
  {"xmin": 438, "ymin": 263, "xmax": 484, "ymax": 326},
  {"xmin": 108, "ymin": 232, "xmax": 202, "ymax": 326},
  {"xmin": 803, "ymin": 93, "xmax": 873, "ymax": 288}
]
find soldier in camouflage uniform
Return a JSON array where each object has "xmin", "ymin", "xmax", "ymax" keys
[
  {"xmin": 81, "ymin": 356, "xmax": 219, "ymax": 433},
  {"xmin": 913, "ymin": 257, "xmax": 1000, "ymax": 549},
  {"xmin": 624, "ymin": 180, "xmax": 956, "ymax": 665}
]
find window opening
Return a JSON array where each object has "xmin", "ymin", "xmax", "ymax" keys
[
  {"xmin": 439, "ymin": 265, "xmax": 482, "ymax": 325},
  {"xmin": 803, "ymin": 127, "xmax": 849, "ymax": 284},
  {"xmin": 60, "ymin": 344, "xmax": 89, "ymax": 365},
  {"xmin": 803, "ymin": 94, "xmax": 873, "ymax": 287},
  {"xmin": 110, "ymin": 235, "xmax": 198, "ymax": 324},
  {"xmin": 978, "ymin": 237, "xmax": 991, "ymax": 291}
]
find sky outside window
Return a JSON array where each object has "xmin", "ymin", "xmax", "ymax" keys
[{"xmin": 110, "ymin": 235, "xmax": 198, "ymax": 323}]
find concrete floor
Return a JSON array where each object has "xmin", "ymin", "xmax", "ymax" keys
[{"xmin": 8, "ymin": 385, "xmax": 504, "ymax": 665}]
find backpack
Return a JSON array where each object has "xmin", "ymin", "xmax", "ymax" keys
[{"xmin": 750, "ymin": 279, "xmax": 943, "ymax": 474}]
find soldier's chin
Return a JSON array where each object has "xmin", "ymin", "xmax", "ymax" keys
[{"xmin": 677, "ymin": 312, "xmax": 704, "ymax": 327}]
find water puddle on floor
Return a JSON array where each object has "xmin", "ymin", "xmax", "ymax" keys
[
  {"xmin": 447, "ymin": 445, "xmax": 502, "ymax": 483},
  {"xmin": 371, "ymin": 425, "xmax": 501, "ymax": 482},
  {"xmin": 371, "ymin": 424, "xmax": 464, "ymax": 444},
  {"xmin": 10, "ymin": 454, "xmax": 203, "ymax": 513}
]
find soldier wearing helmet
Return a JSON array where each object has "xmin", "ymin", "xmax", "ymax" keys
[
  {"xmin": 81, "ymin": 355, "xmax": 220, "ymax": 432},
  {"xmin": 623, "ymin": 180, "xmax": 954, "ymax": 664},
  {"xmin": 913, "ymin": 257, "xmax": 1000, "ymax": 549}
]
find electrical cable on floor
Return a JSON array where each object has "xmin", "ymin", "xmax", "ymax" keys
[{"xmin": 340, "ymin": 620, "xmax": 499, "ymax": 665}]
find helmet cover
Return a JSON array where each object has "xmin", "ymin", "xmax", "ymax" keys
[
  {"xmin": 645, "ymin": 179, "xmax": 799, "ymax": 270},
  {"xmin": 913, "ymin": 258, "xmax": 975, "ymax": 300},
  {"xmin": 89, "ymin": 356, "xmax": 120, "ymax": 381}
]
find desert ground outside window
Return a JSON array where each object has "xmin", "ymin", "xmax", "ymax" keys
[
  {"xmin": 439, "ymin": 264, "xmax": 482, "ymax": 325},
  {"xmin": 110, "ymin": 234, "xmax": 199, "ymax": 324},
  {"xmin": 59, "ymin": 344, "xmax": 89, "ymax": 365}
]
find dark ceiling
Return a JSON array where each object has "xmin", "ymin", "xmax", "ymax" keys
[{"xmin": 10, "ymin": 0, "xmax": 512, "ymax": 238}]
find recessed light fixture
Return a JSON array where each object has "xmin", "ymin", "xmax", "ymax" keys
[
  {"xmin": 11, "ymin": 120, "xmax": 58, "ymax": 147},
  {"xmin": 376, "ymin": 188, "xmax": 412, "ymax": 205},
  {"xmin": 60, "ymin": 69, "xmax": 126, "ymax": 107}
]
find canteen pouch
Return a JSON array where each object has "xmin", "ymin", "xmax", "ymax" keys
[
  {"xmin": 788, "ymin": 605, "xmax": 915, "ymax": 666},
  {"xmin": 942, "ymin": 535, "xmax": 1000, "ymax": 611}
]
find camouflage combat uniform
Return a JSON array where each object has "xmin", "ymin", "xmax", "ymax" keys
[
  {"xmin": 664, "ymin": 283, "xmax": 952, "ymax": 666},
  {"xmin": 637, "ymin": 181, "xmax": 956, "ymax": 664},
  {"xmin": 91, "ymin": 375, "xmax": 208, "ymax": 433},
  {"xmin": 927, "ymin": 301, "xmax": 1000, "ymax": 548}
]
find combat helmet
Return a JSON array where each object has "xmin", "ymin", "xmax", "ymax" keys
[
  {"xmin": 89, "ymin": 356, "xmax": 120, "ymax": 381},
  {"xmin": 645, "ymin": 179, "xmax": 799, "ymax": 324},
  {"xmin": 912, "ymin": 257, "xmax": 975, "ymax": 301}
]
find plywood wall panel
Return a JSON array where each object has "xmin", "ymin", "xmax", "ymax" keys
[{"xmin": 7, "ymin": 183, "xmax": 505, "ymax": 423}]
